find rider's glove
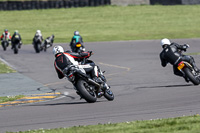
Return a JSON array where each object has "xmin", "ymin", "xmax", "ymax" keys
[
  {"xmin": 88, "ymin": 51, "xmax": 93, "ymax": 56},
  {"xmin": 183, "ymin": 44, "xmax": 190, "ymax": 49}
]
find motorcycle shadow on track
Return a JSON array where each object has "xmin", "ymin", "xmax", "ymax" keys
[
  {"xmin": 135, "ymin": 84, "xmax": 193, "ymax": 90},
  {"xmin": 28, "ymin": 99, "xmax": 105, "ymax": 107}
]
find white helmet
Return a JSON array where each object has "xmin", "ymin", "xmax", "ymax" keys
[
  {"xmin": 74, "ymin": 31, "xmax": 79, "ymax": 36},
  {"xmin": 36, "ymin": 30, "xmax": 41, "ymax": 34},
  {"xmin": 53, "ymin": 46, "xmax": 64, "ymax": 56},
  {"xmin": 161, "ymin": 38, "xmax": 171, "ymax": 46}
]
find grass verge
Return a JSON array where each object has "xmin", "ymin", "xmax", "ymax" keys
[
  {"xmin": 0, "ymin": 60, "xmax": 16, "ymax": 73},
  {"xmin": 1, "ymin": 5, "xmax": 200, "ymax": 44},
  {"xmin": 6, "ymin": 115, "xmax": 200, "ymax": 133},
  {"xmin": 0, "ymin": 95, "xmax": 24, "ymax": 103}
]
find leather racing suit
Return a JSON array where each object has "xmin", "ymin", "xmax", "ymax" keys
[{"xmin": 54, "ymin": 51, "xmax": 97, "ymax": 80}]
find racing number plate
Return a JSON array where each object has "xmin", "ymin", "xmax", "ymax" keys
[{"xmin": 177, "ymin": 63, "xmax": 185, "ymax": 70}]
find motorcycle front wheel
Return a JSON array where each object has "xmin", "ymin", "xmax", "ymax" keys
[
  {"xmin": 76, "ymin": 79, "xmax": 97, "ymax": 103},
  {"xmin": 104, "ymin": 89, "xmax": 114, "ymax": 101},
  {"xmin": 13, "ymin": 44, "xmax": 18, "ymax": 54},
  {"xmin": 34, "ymin": 43, "xmax": 40, "ymax": 53},
  {"xmin": 184, "ymin": 67, "xmax": 199, "ymax": 85},
  {"xmin": 2, "ymin": 43, "xmax": 6, "ymax": 51}
]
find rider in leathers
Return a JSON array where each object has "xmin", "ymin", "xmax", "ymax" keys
[
  {"xmin": 160, "ymin": 38, "xmax": 200, "ymax": 81},
  {"xmin": 41, "ymin": 34, "xmax": 54, "ymax": 51},
  {"xmin": 70, "ymin": 31, "xmax": 85, "ymax": 52},
  {"xmin": 32, "ymin": 30, "xmax": 43, "ymax": 45},
  {"xmin": 1, "ymin": 29, "xmax": 11, "ymax": 46},
  {"xmin": 53, "ymin": 46, "xmax": 100, "ymax": 82},
  {"xmin": 11, "ymin": 30, "xmax": 22, "ymax": 49}
]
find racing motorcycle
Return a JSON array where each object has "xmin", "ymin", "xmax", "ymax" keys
[
  {"xmin": 1, "ymin": 39, "xmax": 9, "ymax": 51},
  {"xmin": 65, "ymin": 54, "xmax": 114, "ymax": 103},
  {"xmin": 12, "ymin": 37, "xmax": 21, "ymax": 54},
  {"xmin": 41, "ymin": 35, "xmax": 54, "ymax": 52},
  {"xmin": 177, "ymin": 60, "xmax": 200, "ymax": 85},
  {"xmin": 33, "ymin": 36, "xmax": 42, "ymax": 53}
]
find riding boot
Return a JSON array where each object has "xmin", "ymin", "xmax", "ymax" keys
[{"xmin": 191, "ymin": 62, "xmax": 200, "ymax": 73}]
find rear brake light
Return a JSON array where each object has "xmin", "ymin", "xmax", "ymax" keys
[{"xmin": 178, "ymin": 61, "xmax": 184, "ymax": 66}]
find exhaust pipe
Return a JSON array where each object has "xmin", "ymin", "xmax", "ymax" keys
[{"xmin": 87, "ymin": 78, "xmax": 101, "ymax": 89}]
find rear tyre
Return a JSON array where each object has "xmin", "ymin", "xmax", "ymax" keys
[
  {"xmin": 34, "ymin": 43, "xmax": 40, "ymax": 53},
  {"xmin": 76, "ymin": 79, "xmax": 97, "ymax": 103},
  {"xmin": 14, "ymin": 45, "xmax": 18, "ymax": 54},
  {"xmin": 184, "ymin": 67, "xmax": 199, "ymax": 85},
  {"xmin": 2, "ymin": 43, "xmax": 6, "ymax": 51},
  {"xmin": 104, "ymin": 89, "xmax": 114, "ymax": 101}
]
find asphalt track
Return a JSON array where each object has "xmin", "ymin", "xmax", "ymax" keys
[{"xmin": 0, "ymin": 39, "xmax": 200, "ymax": 132}]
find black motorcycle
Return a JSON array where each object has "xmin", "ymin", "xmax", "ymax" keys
[
  {"xmin": 65, "ymin": 55, "xmax": 114, "ymax": 103},
  {"xmin": 1, "ymin": 39, "xmax": 9, "ymax": 51},
  {"xmin": 33, "ymin": 36, "xmax": 42, "ymax": 53},
  {"xmin": 12, "ymin": 38, "xmax": 21, "ymax": 54}
]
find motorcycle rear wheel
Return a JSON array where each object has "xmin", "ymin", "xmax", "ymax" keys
[
  {"xmin": 76, "ymin": 79, "xmax": 97, "ymax": 103},
  {"xmin": 184, "ymin": 67, "xmax": 199, "ymax": 85}
]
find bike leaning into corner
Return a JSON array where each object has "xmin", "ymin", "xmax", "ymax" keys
[
  {"xmin": 53, "ymin": 46, "xmax": 114, "ymax": 103},
  {"xmin": 159, "ymin": 38, "xmax": 200, "ymax": 85}
]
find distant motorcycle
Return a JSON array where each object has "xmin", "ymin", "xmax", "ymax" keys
[
  {"xmin": 41, "ymin": 35, "xmax": 54, "ymax": 52},
  {"xmin": 33, "ymin": 36, "xmax": 42, "ymax": 53},
  {"xmin": 12, "ymin": 36, "xmax": 22, "ymax": 54},
  {"xmin": 1, "ymin": 39, "xmax": 10, "ymax": 51},
  {"xmin": 65, "ymin": 52, "xmax": 114, "ymax": 103}
]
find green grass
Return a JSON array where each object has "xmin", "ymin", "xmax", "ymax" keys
[
  {"xmin": 0, "ymin": 95, "xmax": 24, "ymax": 103},
  {"xmin": 7, "ymin": 115, "xmax": 200, "ymax": 133},
  {"xmin": 1, "ymin": 5, "xmax": 200, "ymax": 44},
  {"xmin": 0, "ymin": 60, "xmax": 16, "ymax": 73}
]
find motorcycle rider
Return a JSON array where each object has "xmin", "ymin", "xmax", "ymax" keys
[
  {"xmin": 32, "ymin": 30, "xmax": 43, "ymax": 45},
  {"xmin": 70, "ymin": 31, "xmax": 85, "ymax": 52},
  {"xmin": 41, "ymin": 34, "xmax": 54, "ymax": 51},
  {"xmin": 11, "ymin": 30, "xmax": 22, "ymax": 49},
  {"xmin": 53, "ymin": 46, "xmax": 101, "ymax": 82},
  {"xmin": 159, "ymin": 38, "xmax": 200, "ymax": 81},
  {"xmin": 1, "ymin": 29, "xmax": 11, "ymax": 47}
]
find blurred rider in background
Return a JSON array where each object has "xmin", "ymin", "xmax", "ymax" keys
[
  {"xmin": 70, "ymin": 31, "xmax": 85, "ymax": 52},
  {"xmin": 32, "ymin": 30, "xmax": 43, "ymax": 45},
  {"xmin": 1, "ymin": 29, "xmax": 11, "ymax": 46},
  {"xmin": 41, "ymin": 34, "xmax": 55, "ymax": 51},
  {"xmin": 11, "ymin": 30, "xmax": 22, "ymax": 49}
]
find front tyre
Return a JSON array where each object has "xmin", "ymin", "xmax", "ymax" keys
[
  {"xmin": 13, "ymin": 44, "xmax": 18, "ymax": 54},
  {"xmin": 76, "ymin": 79, "xmax": 97, "ymax": 103},
  {"xmin": 2, "ymin": 42, "xmax": 6, "ymax": 51},
  {"xmin": 184, "ymin": 67, "xmax": 199, "ymax": 85},
  {"xmin": 104, "ymin": 89, "xmax": 114, "ymax": 101}
]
